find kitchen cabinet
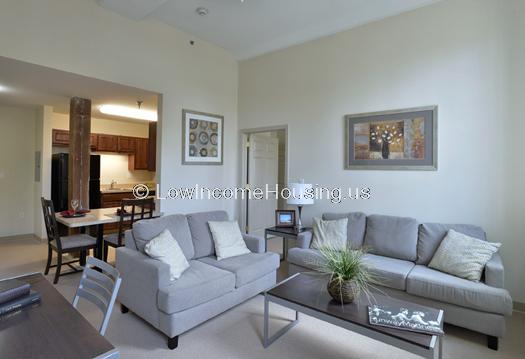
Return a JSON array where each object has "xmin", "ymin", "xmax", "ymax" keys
[
  {"xmin": 97, "ymin": 134, "xmax": 118, "ymax": 152},
  {"xmin": 100, "ymin": 192, "xmax": 132, "ymax": 209},
  {"xmin": 100, "ymin": 190, "xmax": 156, "ymax": 208},
  {"xmin": 118, "ymin": 136, "xmax": 136, "ymax": 153},
  {"xmin": 90, "ymin": 134, "xmax": 98, "ymax": 150},
  {"xmin": 54, "ymin": 130, "xmax": 98, "ymax": 150},
  {"xmin": 148, "ymin": 122, "xmax": 157, "ymax": 171},
  {"xmin": 52, "ymin": 128, "xmax": 156, "ymax": 172},
  {"xmin": 52, "ymin": 129, "xmax": 70, "ymax": 147},
  {"xmin": 129, "ymin": 138, "xmax": 149, "ymax": 170}
]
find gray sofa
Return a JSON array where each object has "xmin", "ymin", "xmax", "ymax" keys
[
  {"xmin": 116, "ymin": 210, "xmax": 280, "ymax": 349},
  {"xmin": 287, "ymin": 213, "xmax": 513, "ymax": 350}
]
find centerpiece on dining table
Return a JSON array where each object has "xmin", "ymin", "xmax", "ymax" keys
[{"xmin": 60, "ymin": 199, "xmax": 90, "ymax": 218}]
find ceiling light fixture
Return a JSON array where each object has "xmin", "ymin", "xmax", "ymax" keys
[
  {"xmin": 99, "ymin": 103, "xmax": 157, "ymax": 122},
  {"xmin": 0, "ymin": 84, "xmax": 8, "ymax": 92},
  {"xmin": 196, "ymin": 7, "xmax": 209, "ymax": 16}
]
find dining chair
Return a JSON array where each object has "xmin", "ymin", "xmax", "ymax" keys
[
  {"xmin": 41, "ymin": 197, "xmax": 98, "ymax": 284},
  {"xmin": 102, "ymin": 197, "xmax": 155, "ymax": 261},
  {"xmin": 72, "ymin": 256, "xmax": 122, "ymax": 336}
]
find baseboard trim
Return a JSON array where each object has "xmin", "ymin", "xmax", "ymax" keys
[
  {"xmin": 513, "ymin": 301, "xmax": 525, "ymax": 313},
  {"xmin": 0, "ymin": 234, "xmax": 40, "ymax": 242}
]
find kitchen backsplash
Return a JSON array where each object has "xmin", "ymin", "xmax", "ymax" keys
[{"xmin": 99, "ymin": 153, "xmax": 155, "ymax": 185}]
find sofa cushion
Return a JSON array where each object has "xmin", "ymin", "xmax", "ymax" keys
[
  {"xmin": 208, "ymin": 221, "xmax": 251, "ymax": 260},
  {"xmin": 311, "ymin": 217, "xmax": 348, "ymax": 251},
  {"xmin": 199, "ymin": 252, "xmax": 279, "ymax": 287},
  {"xmin": 428, "ymin": 230, "xmax": 500, "ymax": 282},
  {"xmin": 406, "ymin": 265, "xmax": 513, "ymax": 316},
  {"xmin": 187, "ymin": 211, "xmax": 228, "ymax": 259},
  {"xmin": 287, "ymin": 248, "xmax": 325, "ymax": 270},
  {"xmin": 132, "ymin": 214, "xmax": 195, "ymax": 259},
  {"xmin": 417, "ymin": 223, "xmax": 487, "ymax": 265},
  {"xmin": 157, "ymin": 260, "xmax": 235, "ymax": 314},
  {"xmin": 363, "ymin": 254, "xmax": 415, "ymax": 291},
  {"xmin": 323, "ymin": 212, "xmax": 367, "ymax": 249},
  {"xmin": 364, "ymin": 214, "xmax": 418, "ymax": 261},
  {"xmin": 144, "ymin": 229, "xmax": 190, "ymax": 281}
]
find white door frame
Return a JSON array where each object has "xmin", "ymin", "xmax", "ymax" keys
[{"xmin": 239, "ymin": 125, "xmax": 289, "ymax": 234}]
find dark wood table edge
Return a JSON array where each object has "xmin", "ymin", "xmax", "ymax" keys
[{"xmin": 0, "ymin": 273, "xmax": 119, "ymax": 359}]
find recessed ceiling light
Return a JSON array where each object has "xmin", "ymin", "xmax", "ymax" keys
[
  {"xmin": 196, "ymin": 7, "xmax": 209, "ymax": 16},
  {"xmin": 0, "ymin": 84, "xmax": 8, "ymax": 92},
  {"xmin": 99, "ymin": 104, "xmax": 157, "ymax": 122}
]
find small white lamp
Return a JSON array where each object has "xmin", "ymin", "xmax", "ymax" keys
[{"xmin": 287, "ymin": 181, "xmax": 314, "ymax": 230}]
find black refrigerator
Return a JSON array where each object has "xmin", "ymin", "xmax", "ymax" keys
[{"xmin": 51, "ymin": 153, "xmax": 101, "ymax": 211}]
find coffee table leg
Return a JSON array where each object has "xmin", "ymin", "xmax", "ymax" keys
[
  {"xmin": 263, "ymin": 294, "xmax": 300, "ymax": 348},
  {"xmin": 429, "ymin": 337, "xmax": 443, "ymax": 359}
]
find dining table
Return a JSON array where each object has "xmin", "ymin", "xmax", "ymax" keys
[
  {"xmin": 55, "ymin": 207, "xmax": 162, "ymax": 261},
  {"xmin": 0, "ymin": 273, "xmax": 119, "ymax": 359}
]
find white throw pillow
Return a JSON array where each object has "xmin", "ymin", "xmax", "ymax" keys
[
  {"xmin": 208, "ymin": 221, "xmax": 251, "ymax": 261},
  {"xmin": 428, "ymin": 229, "xmax": 501, "ymax": 281},
  {"xmin": 144, "ymin": 229, "xmax": 190, "ymax": 281},
  {"xmin": 310, "ymin": 217, "xmax": 348, "ymax": 251}
]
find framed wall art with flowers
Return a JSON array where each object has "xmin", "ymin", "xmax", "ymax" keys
[{"xmin": 345, "ymin": 106, "xmax": 437, "ymax": 170}]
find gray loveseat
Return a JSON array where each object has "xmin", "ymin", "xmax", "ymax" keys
[
  {"xmin": 287, "ymin": 213, "xmax": 512, "ymax": 350},
  {"xmin": 116, "ymin": 210, "xmax": 280, "ymax": 349}
]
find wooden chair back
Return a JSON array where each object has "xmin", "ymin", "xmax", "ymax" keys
[
  {"xmin": 40, "ymin": 197, "xmax": 62, "ymax": 251},
  {"xmin": 116, "ymin": 198, "xmax": 155, "ymax": 246},
  {"xmin": 72, "ymin": 256, "xmax": 122, "ymax": 336}
]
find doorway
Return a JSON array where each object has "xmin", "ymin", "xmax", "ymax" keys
[{"xmin": 240, "ymin": 126, "xmax": 288, "ymax": 237}]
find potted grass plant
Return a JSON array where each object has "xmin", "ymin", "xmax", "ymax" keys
[{"xmin": 317, "ymin": 246, "xmax": 376, "ymax": 304}]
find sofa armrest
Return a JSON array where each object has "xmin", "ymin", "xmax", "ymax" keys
[
  {"xmin": 484, "ymin": 253, "xmax": 505, "ymax": 288},
  {"xmin": 116, "ymin": 247, "xmax": 170, "ymax": 325},
  {"xmin": 296, "ymin": 230, "xmax": 313, "ymax": 249},
  {"xmin": 242, "ymin": 233, "xmax": 265, "ymax": 253}
]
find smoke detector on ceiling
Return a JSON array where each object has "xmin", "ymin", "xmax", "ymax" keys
[{"xmin": 196, "ymin": 7, "xmax": 209, "ymax": 16}]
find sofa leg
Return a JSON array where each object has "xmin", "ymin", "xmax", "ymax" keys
[
  {"xmin": 487, "ymin": 335, "xmax": 498, "ymax": 350},
  {"xmin": 120, "ymin": 303, "xmax": 129, "ymax": 314},
  {"xmin": 167, "ymin": 336, "xmax": 179, "ymax": 350}
]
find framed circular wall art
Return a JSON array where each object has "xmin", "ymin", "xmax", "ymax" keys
[{"xmin": 182, "ymin": 109, "xmax": 224, "ymax": 165}]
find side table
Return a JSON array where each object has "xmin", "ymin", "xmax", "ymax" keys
[{"xmin": 264, "ymin": 226, "xmax": 312, "ymax": 261}]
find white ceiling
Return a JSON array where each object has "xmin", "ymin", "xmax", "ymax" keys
[
  {"xmin": 98, "ymin": 0, "xmax": 440, "ymax": 60},
  {"xmin": 0, "ymin": 56, "xmax": 158, "ymax": 122}
]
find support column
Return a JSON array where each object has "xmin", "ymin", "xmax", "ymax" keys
[{"xmin": 68, "ymin": 97, "xmax": 91, "ymax": 210}]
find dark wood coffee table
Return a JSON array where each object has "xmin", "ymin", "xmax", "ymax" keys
[{"xmin": 264, "ymin": 273, "xmax": 443, "ymax": 359}]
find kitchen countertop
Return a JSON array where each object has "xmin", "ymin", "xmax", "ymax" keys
[{"xmin": 100, "ymin": 187, "xmax": 156, "ymax": 194}]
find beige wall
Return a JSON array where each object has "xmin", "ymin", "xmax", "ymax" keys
[
  {"xmin": 0, "ymin": 104, "xmax": 37, "ymax": 237},
  {"xmin": 0, "ymin": 0, "xmax": 239, "ymax": 217},
  {"xmin": 33, "ymin": 106, "xmax": 53, "ymax": 239},
  {"xmin": 506, "ymin": 0, "xmax": 525, "ymax": 304},
  {"xmin": 239, "ymin": 0, "xmax": 524, "ymax": 302},
  {"xmin": 52, "ymin": 112, "xmax": 150, "ymax": 138}
]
